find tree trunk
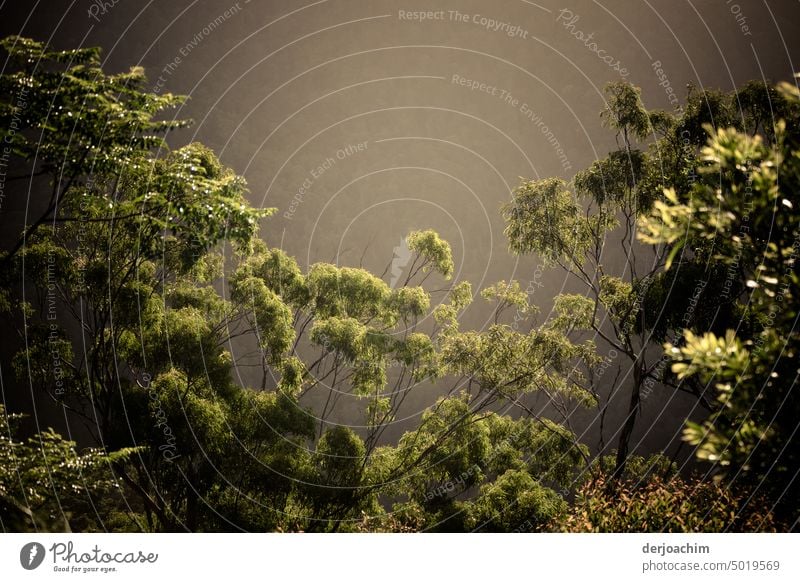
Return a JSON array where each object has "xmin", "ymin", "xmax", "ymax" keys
[{"xmin": 613, "ymin": 361, "xmax": 642, "ymax": 479}]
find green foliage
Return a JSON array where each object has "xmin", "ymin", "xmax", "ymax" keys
[
  {"xmin": 231, "ymin": 275, "xmax": 295, "ymax": 362},
  {"xmin": 0, "ymin": 404, "xmax": 134, "ymax": 531},
  {"xmin": 575, "ymin": 149, "xmax": 649, "ymax": 207},
  {"xmin": 466, "ymin": 469, "xmax": 567, "ymax": 532},
  {"xmin": 448, "ymin": 281, "xmax": 473, "ymax": 311},
  {"xmin": 439, "ymin": 324, "xmax": 596, "ymax": 406},
  {"xmin": 389, "ymin": 285, "xmax": 430, "ymax": 318},
  {"xmin": 501, "ymin": 77, "xmax": 800, "ymax": 483},
  {"xmin": 503, "ymin": 178, "xmax": 592, "ymax": 263},
  {"xmin": 0, "ymin": 36, "xmax": 188, "ymax": 178},
  {"xmin": 481, "ymin": 280, "xmax": 537, "ymax": 318},
  {"xmin": 593, "ymin": 452, "xmax": 676, "ymax": 482},
  {"xmin": 3, "ymin": 34, "xmax": 795, "ymax": 532},
  {"xmin": 640, "ymin": 77, "xmax": 800, "ymax": 523},
  {"xmin": 316, "ymin": 426, "xmax": 366, "ymax": 487},
  {"xmin": 135, "ymin": 143, "xmax": 273, "ymax": 265},
  {"xmin": 362, "ymin": 408, "xmax": 584, "ymax": 532},
  {"xmin": 550, "ymin": 294, "xmax": 595, "ymax": 331},
  {"xmin": 600, "ymin": 81, "xmax": 652, "ymax": 141},
  {"xmin": 235, "ymin": 242, "xmax": 310, "ymax": 307},
  {"xmin": 407, "ymin": 229, "xmax": 454, "ymax": 279}
]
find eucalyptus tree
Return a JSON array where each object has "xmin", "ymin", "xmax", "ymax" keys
[
  {"xmin": 226, "ymin": 227, "xmax": 595, "ymax": 531},
  {"xmin": 0, "ymin": 403, "xmax": 135, "ymax": 532},
  {"xmin": 639, "ymin": 77, "xmax": 800, "ymax": 526},
  {"xmin": 501, "ymin": 80, "xmax": 790, "ymax": 477},
  {"xmin": 1, "ymin": 34, "xmax": 593, "ymax": 531},
  {"xmin": 5, "ymin": 32, "xmax": 790, "ymax": 532},
  {"xmin": 0, "ymin": 36, "xmax": 190, "ymax": 265}
]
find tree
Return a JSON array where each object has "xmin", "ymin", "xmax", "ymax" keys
[
  {"xmin": 0, "ymin": 404, "xmax": 134, "ymax": 531},
  {"xmin": 0, "ymin": 34, "xmax": 588, "ymax": 527},
  {"xmin": 501, "ymin": 79, "xmax": 797, "ymax": 479},
  {"xmin": 0, "ymin": 36, "xmax": 189, "ymax": 265},
  {"xmin": 2, "ymin": 34, "xmax": 795, "ymax": 532},
  {"xmin": 639, "ymin": 76, "xmax": 800, "ymax": 526}
]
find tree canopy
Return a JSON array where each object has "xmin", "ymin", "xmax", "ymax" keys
[{"xmin": 1, "ymin": 35, "xmax": 797, "ymax": 532}]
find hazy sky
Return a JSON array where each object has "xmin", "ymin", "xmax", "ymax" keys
[{"xmin": 3, "ymin": 0, "xmax": 799, "ymax": 454}]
